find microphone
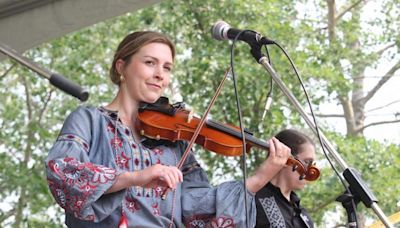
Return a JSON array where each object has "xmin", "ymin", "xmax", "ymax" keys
[{"xmin": 211, "ymin": 21, "xmax": 275, "ymax": 47}]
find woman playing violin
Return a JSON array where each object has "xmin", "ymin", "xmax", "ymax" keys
[
  {"xmin": 45, "ymin": 31, "xmax": 291, "ymax": 227},
  {"xmin": 255, "ymin": 129, "xmax": 316, "ymax": 228}
]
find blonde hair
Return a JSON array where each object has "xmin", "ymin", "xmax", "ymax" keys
[{"xmin": 109, "ymin": 31, "xmax": 175, "ymax": 85}]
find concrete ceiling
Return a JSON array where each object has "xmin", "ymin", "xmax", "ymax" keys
[{"xmin": 0, "ymin": 0, "xmax": 160, "ymax": 60}]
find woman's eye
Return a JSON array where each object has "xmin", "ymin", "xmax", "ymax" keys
[
  {"xmin": 304, "ymin": 160, "xmax": 314, "ymax": 166},
  {"xmin": 164, "ymin": 66, "xmax": 172, "ymax": 72},
  {"xmin": 145, "ymin": 60, "xmax": 155, "ymax": 66}
]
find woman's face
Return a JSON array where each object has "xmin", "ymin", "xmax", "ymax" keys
[
  {"xmin": 282, "ymin": 143, "xmax": 316, "ymax": 191},
  {"xmin": 117, "ymin": 42, "xmax": 173, "ymax": 103}
]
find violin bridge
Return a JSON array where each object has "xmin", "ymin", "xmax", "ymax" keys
[{"xmin": 187, "ymin": 110, "xmax": 194, "ymax": 123}]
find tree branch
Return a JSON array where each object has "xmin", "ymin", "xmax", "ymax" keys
[
  {"xmin": 335, "ymin": 0, "xmax": 366, "ymax": 22},
  {"xmin": 38, "ymin": 89, "xmax": 54, "ymax": 125},
  {"xmin": 0, "ymin": 208, "xmax": 16, "ymax": 223},
  {"xmin": 313, "ymin": 113, "xmax": 345, "ymax": 118},
  {"xmin": 366, "ymin": 99, "xmax": 400, "ymax": 112},
  {"xmin": 309, "ymin": 195, "xmax": 337, "ymax": 213},
  {"xmin": 355, "ymin": 119, "xmax": 400, "ymax": 133},
  {"xmin": 363, "ymin": 59, "xmax": 400, "ymax": 103},
  {"xmin": 0, "ymin": 63, "xmax": 16, "ymax": 81},
  {"xmin": 375, "ymin": 43, "xmax": 396, "ymax": 56},
  {"xmin": 253, "ymin": 89, "xmax": 267, "ymax": 120},
  {"xmin": 327, "ymin": 0, "xmax": 336, "ymax": 41},
  {"xmin": 14, "ymin": 74, "xmax": 34, "ymax": 227},
  {"xmin": 21, "ymin": 75, "xmax": 33, "ymax": 121}
]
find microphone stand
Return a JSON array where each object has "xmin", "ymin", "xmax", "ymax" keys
[
  {"xmin": 0, "ymin": 41, "xmax": 89, "ymax": 101},
  {"xmin": 249, "ymin": 47, "xmax": 393, "ymax": 228}
]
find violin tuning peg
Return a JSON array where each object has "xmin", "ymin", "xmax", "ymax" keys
[
  {"xmin": 292, "ymin": 165, "xmax": 298, "ymax": 172},
  {"xmin": 156, "ymin": 135, "xmax": 160, "ymax": 140},
  {"xmin": 299, "ymin": 174, "xmax": 306, "ymax": 180},
  {"xmin": 140, "ymin": 130, "xmax": 145, "ymax": 136}
]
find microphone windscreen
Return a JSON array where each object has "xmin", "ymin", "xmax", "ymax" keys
[{"xmin": 211, "ymin": 21, "xmax": 230, "ymax": 40}]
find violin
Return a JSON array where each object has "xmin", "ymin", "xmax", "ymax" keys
[{"xmin": 136, "ymin": 97, "xmax": 320, "ymax": 181}]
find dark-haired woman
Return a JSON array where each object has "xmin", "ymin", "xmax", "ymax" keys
[
  {"xmin": 45, "ymin": 31, "xmax": 291, "ymax": 227},
  {"xmin": 255, "ymin": 129, "xmax": 316, "ymax": 228}
]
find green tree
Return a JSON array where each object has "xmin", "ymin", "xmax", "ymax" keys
[{"xmin": 0, "ymin": 0, "xmax": 399, "ymax": 227}]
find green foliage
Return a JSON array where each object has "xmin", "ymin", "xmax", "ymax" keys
[
  {"xmin": 0, "ymin": 0, "xmax": 399, "ymax": 227},
  {"xmin": 300, "ymin": 132, "xmax": 400, "ymax": 226}
]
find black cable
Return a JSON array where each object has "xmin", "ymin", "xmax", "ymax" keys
[
  {"xmin": 230, "ymin": 30, "xmax": 254, "ymax": 228},
  {"xmin": 272, "ymin": 41, "xmax": 359, "ymax": 227}
]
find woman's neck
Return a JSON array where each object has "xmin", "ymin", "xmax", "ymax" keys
[
  {"xmin": 106, "ymin": 89, "xmax": 139, "ymax": 128},
  {"xmin": 270, "ymin": 175, "xmax": 291, "ymax": 201}
]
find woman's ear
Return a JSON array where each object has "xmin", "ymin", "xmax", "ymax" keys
[{"xmin": 115, "ymin": 59, "xmax": 125, "ymax": 76}]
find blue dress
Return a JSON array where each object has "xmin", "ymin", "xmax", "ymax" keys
[{"xmin": 45, "ymin": 106, "xmax": 256, "ymax": 227}]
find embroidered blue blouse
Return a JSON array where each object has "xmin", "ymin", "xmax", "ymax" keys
[{"xmin": 45, "ymin": 106, "xmax": 256, "ymax": 227}]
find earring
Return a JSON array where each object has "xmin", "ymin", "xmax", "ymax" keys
[{"xmin": 120, "ymin": 74, "xmax": 125, "ymax": 82}]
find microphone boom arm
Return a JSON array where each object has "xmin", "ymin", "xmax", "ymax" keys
[{"xmin": 0, "ymin": 41, "xmax": 89, "ymax": 101}]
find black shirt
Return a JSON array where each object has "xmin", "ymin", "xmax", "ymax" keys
[{"xmin": 255, "ymin": 182, "xmax": 314, "ymax": 228}]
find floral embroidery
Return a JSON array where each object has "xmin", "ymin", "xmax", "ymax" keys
[
  {"xmin": 152, "ymin": 147, "xmax": 164, "ymax": 156},
  {"xmin": 154, "ymin": 187, "xmax": 163, "ymax": 198},
  {"xmin": 111, "ymin": 136, "xmax": 123, "ymax": 149},
  {"xmin": 48, "ymin": 179, "xmax": 67, "ymax": 208},
  {"xmin": 185, "ymin": 215, "xmax": 235, "ymax": 228},
  {"xmin": 90, "ymin": 165, "xmax": 117, "ymax": 183},
  {"xmin": 125, "ymin": 196, "xmax": 140, "ymax": 213},
  {"xmin": 47, "ymin": 157, "xmax": 116, "ymax": 221},
  {"xmin": 79, "ymin": 182, "xmax": 97, "ymax": 192},
  {"xmin": 64, "ymin": 166, "xmax": 88, "ymax": 186},
  {"xmin": 152, "ymin": 202, "xmax": 161, "ymax": 216},
  {"xmin": 58, "ymin": 134, "xmax": 89, "ymax": 152},
  {"xmin": 116, "ymin": 151, "xmax": 131, "ymax": 169},
  {"xmin": 142, "ymin": 147, "xmax": 151, "ymax": 169},
  {"xmin": 48, "ymin": 178, "xmax": 94, "ymax": 221},
  {"xmin": 209, "ymin": 216, "xmax": 234, "ymax": 228},
  {"xmin": 107, "ymin": 122, "xmax": 115, "ymax": 132}
]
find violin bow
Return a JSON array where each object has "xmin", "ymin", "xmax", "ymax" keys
[{"xmin": 161, "ymin": 67, "xmax": 232, "ymax": 199}]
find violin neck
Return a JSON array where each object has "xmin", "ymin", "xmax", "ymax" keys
[{"xmin": 206, "ymin": 120, "xmax": 270, "ymax": 150}]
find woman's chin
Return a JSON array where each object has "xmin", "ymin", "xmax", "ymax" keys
[
  {"xmin": 141, "ymin": 94, "xmax": 162, "ymax": 104},
  {"xmin": 294, "ymin": 182, "xmax": 306, "ymax": 190}
]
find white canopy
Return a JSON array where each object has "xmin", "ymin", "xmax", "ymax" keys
[{"xmin": 0, "ymin": 0, "xmax": 160, "ymax": 60}]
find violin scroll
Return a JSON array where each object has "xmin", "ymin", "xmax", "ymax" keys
[
  {"xmin": 304, "ymin": 164, "xmax": 320, "ymax": 181},
  {"xmin": 286, "ymin": 158, "xmax": 320, "ymax": 181}
]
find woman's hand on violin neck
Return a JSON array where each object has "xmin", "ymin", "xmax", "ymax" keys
[
  {"xmin": 134, "ymin": 164, "xmax": 183, "ymax": 189},
  {"xmin": 265, "ymin": 137, "xmax": 291, "ymax": 168},
  {"xmin": 246, "ymin": 137, "xmax": 291, "ymax": 193}
]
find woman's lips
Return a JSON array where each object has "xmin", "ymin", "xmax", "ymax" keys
[{"xmin": 146, "ymin": 83, "xmax": 162, "ymax": 89}]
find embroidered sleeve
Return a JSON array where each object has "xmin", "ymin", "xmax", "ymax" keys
[
  {"xmin": 45, "ymin": 107, "xmax": 124, "ymax": 222},
  {"xmin": 178, "ymin": 142, "xmax": 256, "ymax": 228}
]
